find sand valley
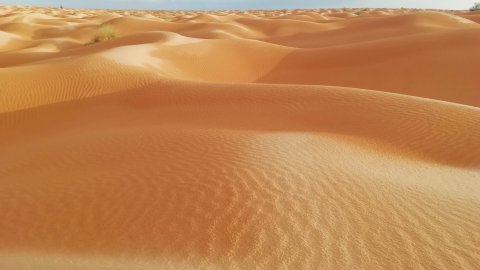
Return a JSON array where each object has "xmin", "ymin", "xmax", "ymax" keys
[{"xmin": 1, "ymin": 5, "xmax": 480, "ymax": 270}]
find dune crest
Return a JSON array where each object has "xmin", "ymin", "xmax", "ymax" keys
[{"xmin": 0, "ymin": 5, "xmax": 479, "ymax": 270}]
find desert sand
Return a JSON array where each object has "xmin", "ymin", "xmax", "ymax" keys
[{"xmin": 0, "ymin": 5, "xmax": 479, "ymax": 270}]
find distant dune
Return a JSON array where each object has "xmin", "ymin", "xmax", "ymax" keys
[{"xmin": 0, "ymin": 6, "xmax": 479, "ymax": 270}]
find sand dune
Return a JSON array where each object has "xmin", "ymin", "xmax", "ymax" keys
[{"xmin": 0, "ymin": 5, "xmax": 479, "ymax": 270}]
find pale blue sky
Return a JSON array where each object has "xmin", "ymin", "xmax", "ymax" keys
[{"xmin": 1, "ymin": 0, "xmax": 475, "ymax": 10}]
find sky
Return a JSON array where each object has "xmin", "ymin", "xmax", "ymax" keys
[{"xmin": 0, "ymin": 0, "xmax": 475, "ymax": 10}]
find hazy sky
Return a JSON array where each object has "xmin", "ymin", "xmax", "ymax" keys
[{"xmin": 1, "ymin": 0, "xmax": 475, "ymax": 10}]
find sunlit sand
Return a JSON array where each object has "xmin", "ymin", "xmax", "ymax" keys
[{"xmin": 1, "ymin": 5, "xmax": 479, "ymax": 270}]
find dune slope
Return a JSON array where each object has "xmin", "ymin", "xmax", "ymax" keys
[{"xmin": 0, "ymin": 6, "xmax": 479, "ymax": 270}]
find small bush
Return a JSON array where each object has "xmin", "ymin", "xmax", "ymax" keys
[
  {"xmin": 354, "ymin": 9, "xmax": 368, "ymax": 15},
  {"xmin": 471, "ymin": 2, "xmax": 480, "ymax": 11},
  {"xmin": 91, "ymin": 25, "xmax": 118, "ymax": 43}
]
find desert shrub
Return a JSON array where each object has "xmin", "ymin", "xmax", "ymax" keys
[
  {"xmin": 91, "ymin": 25, "xmax": 118, "ymax": 43},
  {"xmin": 471, "ymin": 2, "xmax": 480, "ymax": 11},
  {"xmin": 354, "ymin": 9, "xmax": 368, "ymax": 15}
]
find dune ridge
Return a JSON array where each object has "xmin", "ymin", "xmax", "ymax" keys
[{"xmin": 0, "ymin": 5, "xmax": 479, "ymax": 270}]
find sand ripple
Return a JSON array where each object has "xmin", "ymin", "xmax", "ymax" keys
[{"xmin": 0, "ymin": 5, "xmax": 479, "ymax": 270}]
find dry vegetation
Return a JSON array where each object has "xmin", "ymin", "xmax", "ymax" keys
[
  {"xmin": 91, "ymin": 25, "xmax": 118, "ymax": 44},
  {"xmin": 471, "ymin": 2, "xmax": 480, "ymax": 11},
  {"xmin": 0, "ymin": 6, "xmax": 479, "ymax": 270}
]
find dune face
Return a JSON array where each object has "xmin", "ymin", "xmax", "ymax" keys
[{"xmin": 1, "ymin": 5, "xmax": 480, "ymax": 270}]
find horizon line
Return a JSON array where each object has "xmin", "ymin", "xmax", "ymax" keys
[{"xmin": 1, "ymin": 4, "xmax": 467, "ymax": 12}]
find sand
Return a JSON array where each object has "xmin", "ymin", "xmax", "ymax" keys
[{"xmin": 0, "ymin": 5, "xmax": 479, "ymax": 270}]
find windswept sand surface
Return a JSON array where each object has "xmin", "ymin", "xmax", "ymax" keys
[{"xmin": 1, "ymin": 5, "xmax": 480, "ymax": 270}]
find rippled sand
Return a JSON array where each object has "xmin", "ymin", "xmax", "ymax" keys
[{"xmin": 1, "ymin": 5, "xmax": 479, "ymax": 270}]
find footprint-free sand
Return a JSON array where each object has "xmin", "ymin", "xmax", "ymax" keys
[{"xmin": 1, "ymin": 6, "xmax": 479, "ymax": 270}]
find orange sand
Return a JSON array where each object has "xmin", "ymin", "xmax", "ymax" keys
[{"xmin": 0, "ymin": 5, "xmax": 479, "ymax": 270}]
